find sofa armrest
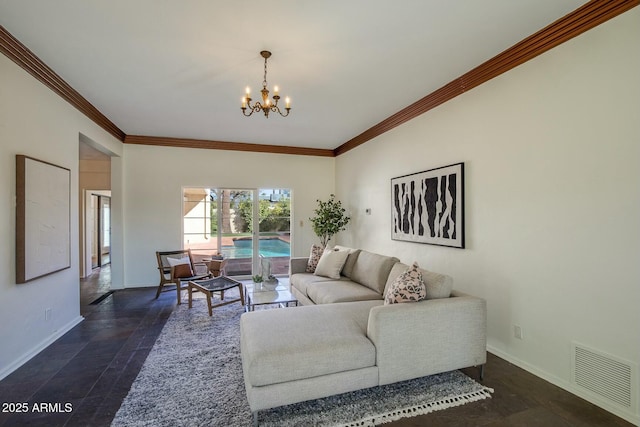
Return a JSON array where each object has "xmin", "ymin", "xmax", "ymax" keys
[
  {"xmin": 367, "ymin": 292, "xmax": 487, "ymax": 385},
  {"xmin": 289, "ymin": 257, "xmax": 309, "ymax": 275}
]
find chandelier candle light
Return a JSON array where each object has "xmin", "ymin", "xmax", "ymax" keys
[{"xmin": 241, "ymin": 50, "xmax": 291, "ymax": 118}]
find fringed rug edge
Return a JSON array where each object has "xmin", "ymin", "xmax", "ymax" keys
[{"xmin": 338, "ymin": 386, "xmax": 494, "ymax": 427}]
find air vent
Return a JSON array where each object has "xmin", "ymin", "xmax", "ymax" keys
[{"xmin": 572, "ymin": 342, "xmax": 636, "ymax": 412}]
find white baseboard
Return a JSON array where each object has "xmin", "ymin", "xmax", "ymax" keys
[
  {"xmin": 0, "ymin": 315, "xmax": 84, "ymax": 381},
  {"xmin": 487, "ymin": 345, "xmax": 639, "ymax": 426}
]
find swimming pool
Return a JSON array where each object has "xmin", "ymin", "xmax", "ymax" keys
[{"xmin": 221, "ymin": 238, "xmax": 290, "ymax": 258}]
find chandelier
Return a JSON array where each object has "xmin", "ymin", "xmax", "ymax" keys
[{"xmin": 241, "ymin": 50, "xmax": 291, "ymax": 118}]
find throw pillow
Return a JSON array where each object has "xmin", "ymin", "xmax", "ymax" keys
[
  {"xmin": 384, "ymin": 262, "xmax": 426, "ymax": 305},
  {"xmin": 314, "ymin": 249, "xmax": 350, "ymax": 279},
  {"xmin": 306, "ymin": 244, "xmax": 325, "ymax": 273},
  {"xmin": 172, "ymin": 264, "xmax": 194, "ymax": 278},
  {"xmin": 332, "ymin": 245, "xmax": 360, "ymax": 278},
  {"xmin": 167, "ymin": 256, "xmax": 193, "ymax": 278}
]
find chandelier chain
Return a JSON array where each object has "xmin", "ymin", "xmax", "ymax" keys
[{"xmin": 263, "ymin": 56, "xmax": 268, "ymax": 89}]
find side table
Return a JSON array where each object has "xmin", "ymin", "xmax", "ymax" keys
[{"xmin": 202, "ymin": 258, "xmax": 227, "ymax": 277}]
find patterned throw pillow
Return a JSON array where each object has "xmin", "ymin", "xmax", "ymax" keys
[
  {"xmin": 306, "ymin": 244, "xmax": 325, "ymax": 273},
  {"xmin": 384, "ymin": 262, "xmax": 426, "ymax": 305}
]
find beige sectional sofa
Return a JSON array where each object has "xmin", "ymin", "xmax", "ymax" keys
[{"xmin": 240, "ymin": 246, "xmax": 487, "ymax": 426}]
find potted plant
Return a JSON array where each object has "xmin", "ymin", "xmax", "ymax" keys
[
  {"xmin": 252, "ymin": 274, "xmax": 263, "ymax": 290},
  {"xmin": 309, "ymin": 194, "xmax": 350, "ymax": 247}
]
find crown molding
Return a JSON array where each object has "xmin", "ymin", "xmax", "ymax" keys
[
  {"xmin": 124, "ymin": 135, "xmax": 335, "ymax": 157},
  {"xmin": 3, "ymin": 0, "xmax": 637, "ymax": 157},
  {"xmin": 0, "ymin": 25, "xmax": 126, "ymax": 142},
  {"xmin": 334, "ymin": 0, "xmax": 639, "ymax": 156}
]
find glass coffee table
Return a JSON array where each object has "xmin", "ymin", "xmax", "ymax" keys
[{"xmin": 244, "ymin": 277, "xmax": 298, "ymax": 311}]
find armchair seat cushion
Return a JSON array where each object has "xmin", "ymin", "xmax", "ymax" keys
[{"xmin": 181, "ymin": 272, "xmax": 211, "ymax": 282}]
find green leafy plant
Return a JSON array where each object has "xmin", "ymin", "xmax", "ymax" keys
[
  {"xmin": 252, "ymin": 274, "xmax": 263, "ymax": 283},
  {"xmin": 237, "ymin": 198, "xmax": 291, "ymax": 233},
  {"xmin": 309, "ymin": 194, "xmax": 350, "ymax": 247}
]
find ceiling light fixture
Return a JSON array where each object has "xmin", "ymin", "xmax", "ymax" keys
[{"xmin": 241, "ymin": 50, "xmax": 291, "ymax": 118}]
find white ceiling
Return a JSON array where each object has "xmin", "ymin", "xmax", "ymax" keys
[{"xmin": 0, "ymin": 0, "xmax": 588, "ymax": 150}]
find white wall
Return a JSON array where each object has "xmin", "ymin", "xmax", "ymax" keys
[
  {"xmin": 0, "ymin": 54, "xmax": 123, "ymax": 378},
  {"xmin": 121, "ymin": 143, "xmax": 334, "ymax": 287},
  {"xmin": 335, "ymin": 9, "xmax": 640, "ymax": 423}
]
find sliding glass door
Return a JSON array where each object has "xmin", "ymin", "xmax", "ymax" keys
[
  {"xmin": 183, "ymin": 188, "xmax": 291, "ymax": 277},
  {"xmin": 257, "ymin": 189, "xmax": 291, "ymax": 276}
]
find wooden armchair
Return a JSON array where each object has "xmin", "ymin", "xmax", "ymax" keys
[{"xmin": 155, "ymin": 249, "xmax": 212, "ymax": 304}]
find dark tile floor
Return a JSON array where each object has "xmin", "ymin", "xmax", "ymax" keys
[
  {"xmin": 0, "ymin": 266, "xmax": 175, "ymax": 427},
  {"xmin": 0, "ymin": 266, "xmax": 634, "ymax": 426}
]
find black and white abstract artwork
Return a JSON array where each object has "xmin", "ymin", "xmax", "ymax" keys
[{"xmin": 391, "ymin": 163, "xmax": 464, "ymax": 248}]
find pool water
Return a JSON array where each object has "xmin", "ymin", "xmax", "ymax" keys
[{"xmin": 222, "ymin": 238, "xmax": 290, "ymax": 258}]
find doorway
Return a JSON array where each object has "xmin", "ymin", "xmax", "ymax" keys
[
  {"xmin": 78, "ymin": 134, "xmax": 120, "ymax": 309},
  {"xmin": 91, "ymin": 194, "xmax": 111, "ymax": 268}
]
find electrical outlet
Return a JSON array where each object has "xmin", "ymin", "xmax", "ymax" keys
[
  {"xmin": 45, "ymin": 308, "xmax": 52, "ymax": 321},
  {"xmin": 513, "ymin": 325, "xmax": 523, "ymax": 340}
]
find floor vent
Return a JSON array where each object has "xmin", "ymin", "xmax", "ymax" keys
[
  {"xmin": 572, "ymin": 342, "xmax": 636, "ymax": 412},
  {"xmin": 89, "ymin": 291, "xmax": 115, "ymax": 305}
]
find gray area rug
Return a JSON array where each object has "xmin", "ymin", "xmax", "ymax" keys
[{"xmin": 112, "ymin": 290, "xmax": 492, "ymax": 426}]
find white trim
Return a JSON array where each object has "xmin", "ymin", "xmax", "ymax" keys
[
  {"xmin": 252, "ymin": 189, "xmax": 259, "ymax": 276},
  {"xmin": 0, "ymin": 316, "xmax": 84, "ymax": 381}
]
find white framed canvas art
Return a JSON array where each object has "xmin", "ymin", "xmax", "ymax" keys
[{"xmin": 16, "ymin": 155, "xmax": 71, "ymax": 283}]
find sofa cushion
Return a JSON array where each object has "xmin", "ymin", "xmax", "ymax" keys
[
  {"xmin": 307, "ymin": 280, "xmax": 384, "ymax": 304},
  {"xmin": 305, "ymin": 244, "xmax": 324, "ymax": 273},
  {"xmin": 314, "ymin": 249, "xmax": 349, "ymax": 279},
  {"xmin": 240, "ymin": 301, "xmax": 381, "ymax": 387},
  {"xmin": 421, "ymin": 268, "xmax": 454, "ymax": 299},
  {"xmin": 385, "ymin": 263, "xmax": 453, "ymax": 300},
  {"xmin": 350, "ymin": 251, "xmax": 400, "ymax": 294},
  {"xmin": 384, "ymin": 262, "xmax": 426, "ymax": 304},
  {"xmin": 333, "ymin": 245, "xmax": 361, "ymax": 278},
  {"xmin": 290, "ymin": 273, "xmax": 337, "ymax": 298}
]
